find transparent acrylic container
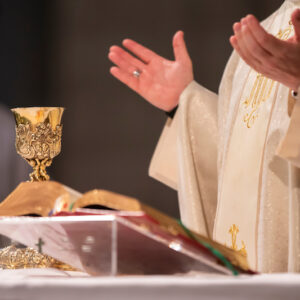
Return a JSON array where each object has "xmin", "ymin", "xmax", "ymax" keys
[{"xmin": 0, "ymin": 211, "xmax": 232, "ymax": 276}]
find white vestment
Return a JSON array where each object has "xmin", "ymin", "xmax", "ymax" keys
[{"xmin": 149, "ymin": 0, "xmax": 300, "ymax": 272}]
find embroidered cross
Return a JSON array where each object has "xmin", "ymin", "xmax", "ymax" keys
[
  {"xmin": 229, "ymin": 224, "xmax": 247, "ymax": 256},
  {"xmin": 35, "ymin": 238, "xmax": 45, "ymax": 253}
]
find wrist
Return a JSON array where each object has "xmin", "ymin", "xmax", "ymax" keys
[
  {"xmin": 291, "ymin": 89, "xmax": 299, "ymax": 100},
  {"xmin": 165, "ymin": 106, "xmax": 178, "ymax": 119}
]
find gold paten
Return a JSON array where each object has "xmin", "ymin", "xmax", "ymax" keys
[
  {"xmin": 11, "ymin": 107, "xmax": 64, "ymax": 181},
  {"xmin": 243, "ymin": 21, "xmax": 293, "ymax": 128},
  {"xmin": 229, "ymin": 224, "xmax": 247, "ymax": 256},
  {"xmin": 0, "ymin": 245, "xmax": 76, "ymax": 271}
]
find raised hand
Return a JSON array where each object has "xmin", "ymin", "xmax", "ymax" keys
[
  {"xmin": 108, "ymin": 31, "xmax": 193, "ymax": 112},
  {"xmin": 230, "ymin": 9, "xmax": 300, "ymax": 91}
]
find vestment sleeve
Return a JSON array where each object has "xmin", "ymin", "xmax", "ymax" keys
[
  {"xmin": 148, "ymin": 81, "xmax": 218, "ymax": 190},
  {"xmin": 276, "ymin": 88, "xmax": 300, "ymax": 168}
]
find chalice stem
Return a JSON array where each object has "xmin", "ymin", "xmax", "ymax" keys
[
  {"xmin": 27, "ymin": 159, "xmax": 39, "ymax": 182},
  {"xmin": 40, "ymin": 158, "xmax": 52, "ymax": 181},
  {"xmin": 27, "ymin": 158, "xmax": 52, "ymax": 182}
]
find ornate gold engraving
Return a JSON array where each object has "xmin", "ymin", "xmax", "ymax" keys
[
  {"xmin": 243, "ymin": 22, "xmax": 293, "ymax": 128},
  {"xmin": 0, "ymin": 245, "xmax": 76, "ymax": 270},
  {"xmin": 229, "ymin": 224, "xmax": 247, "ymax": 256},
  {"xmin": 12, "ymin": 107, "xmax": 64, "ymax": 181},
  {"xmin": 15, "ymin": 123, "xmax": 62, "ymax": 181}
]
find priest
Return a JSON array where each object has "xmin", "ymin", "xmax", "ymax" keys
[{"xmin": 108, "ymin": 0, "xmax": 300, "ymax": 273}]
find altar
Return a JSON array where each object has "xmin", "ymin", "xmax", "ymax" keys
[
  {"xmin": 1, "ymin": 106, "xmax": 300, "ymax": 300},
  {"xmin": 2, "ymin": 269, "xmax": 300, "ymax": 300}
]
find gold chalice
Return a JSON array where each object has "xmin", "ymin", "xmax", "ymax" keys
[{"xmin": 11, "ymin": 107, "xmax": 64, "ymax": 182}]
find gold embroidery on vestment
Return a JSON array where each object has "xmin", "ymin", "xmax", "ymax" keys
[
  {"xmin": 228, "ymin": 224, "xmax": 247, "ymax": 256},
  {"xmin": 243, "ymin": 22, "xmax": 293, "ymax": 128}
]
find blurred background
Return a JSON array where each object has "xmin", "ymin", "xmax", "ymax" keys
[{"xmin": 0, "ymin": 0, "xmax": 283, "ymax": 217}]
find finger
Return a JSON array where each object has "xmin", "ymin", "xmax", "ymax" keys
[
  {"xmin": 110, "ymin": 45, "xmax": 145, "ymax": 70},
  {"xmin": 172, "ymin": 31, "xmax": 191, "ymax": 63},
  {"xmin": 231, "ymin": 34, "xmax": 274, "ymax": 78},
  {"xmin": 231, "ymin": 23, "xmax": 244, "ymax": 55},
  {"xmin": 122, "ymin": 39, "xmax": 156, "ymax": 63},
  {"xmin": 231, "ymin": 33, "xmax": 250, "ymax": 63},
  {"xmin": 234, "ymin": 21, "xmax": 262, "ymax": 70},
  {"xmin": 108, "ymin": 51, "xmax": 142, "ymax": 75},
  {"xmin": 291, "ymin": 8, "xmax": 300, "ymax": 42},
  {"xmin": 240, "ymin": 22, "xmax": 272, "ymax": 63},
  {"xmin": 110, "ymin": 66, "xmax": 138, "ymax": 91},
  {"xmin": 246, "ymin": 14, "xmax": 284, "ymax": 55},
  {"xmin": 230, "ymin": 34, "xmax": 252, "ymax": 65},
  {"xmin": 230, "ymin": 35, "xmax": 241, "ymax": 52}
]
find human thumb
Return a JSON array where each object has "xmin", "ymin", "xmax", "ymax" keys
[
  {"xmin": 291, "ymin": 8, "xmax": 300, "ymax": 42},
  {"xmin": 173, "ymin": 31, "xmax": 191, "ymax": 63}
]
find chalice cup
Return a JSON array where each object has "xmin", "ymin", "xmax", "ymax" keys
[{"xmin": 11, "ymin": 107, "xmax": 64, "ymax": 182}]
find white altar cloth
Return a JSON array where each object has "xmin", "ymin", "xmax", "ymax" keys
[{"xmin": 1, "ymin": 270, "xmax": 300, "ymax": 300}]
